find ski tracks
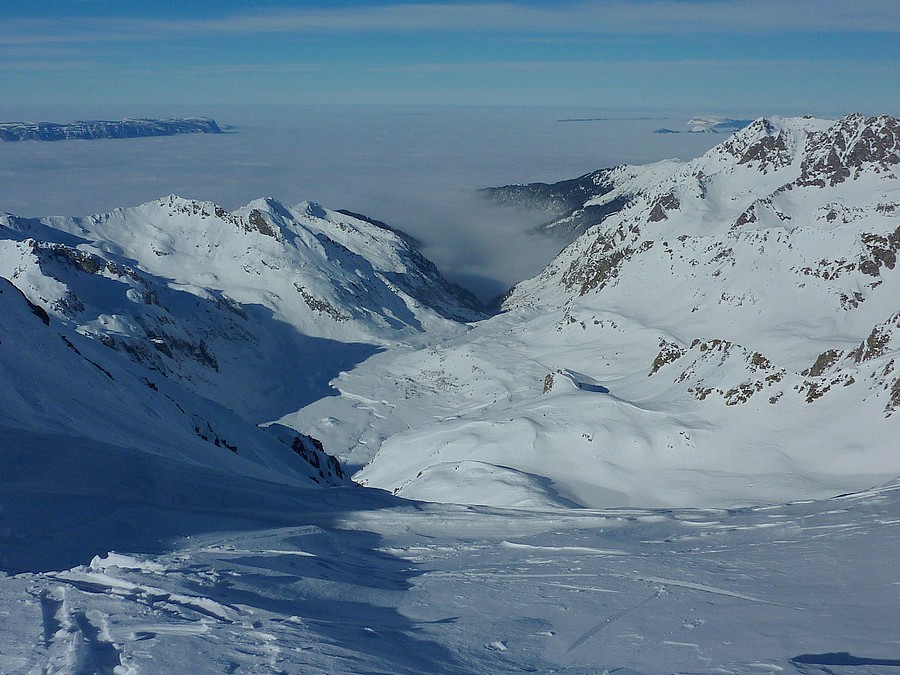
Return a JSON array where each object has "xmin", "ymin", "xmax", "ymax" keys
[{"xmin": 31, "ymin": 585, "xmax": 126, "ymax": 675}]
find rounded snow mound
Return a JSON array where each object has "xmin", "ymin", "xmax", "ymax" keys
[{"xmin": 388, "ymin": 460, "xmax": 579, "ymax": 509}]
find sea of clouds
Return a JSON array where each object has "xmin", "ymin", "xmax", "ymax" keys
[{"xmin": 0, "ymin": 104, "xmax": 724, "ymax": 300}]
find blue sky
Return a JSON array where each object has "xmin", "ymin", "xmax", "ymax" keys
[{"xmin": 2, "ymin": 1, "xmax": 899, "ymax": 114}]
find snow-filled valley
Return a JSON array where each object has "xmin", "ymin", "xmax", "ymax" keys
[{"xmin": 2, "ymin": 113, "xmax": 899, "ymax": 673}]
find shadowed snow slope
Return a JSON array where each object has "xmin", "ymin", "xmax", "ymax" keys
[
  {"xmin": 3, "ymin": 457, "xmax": 899, "ymax": 672},
  {"xmin": 0, "ymin": 196, "xmax": 481, "ymax": 424}
]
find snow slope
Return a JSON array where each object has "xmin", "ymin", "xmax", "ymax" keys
[
  {"xmin": 0, "ymin": 196, "xmax": 480, "ymax": 425},
  {"xmin": 0, "ymin": 276, "xmax": 346, "ymax": 496},
  {"xmin": 481, "ymin": 160, "xmax": 682, "ymax": 241},
  {"xmin": 2, "ymin": 301, "xmax": 898, "ymax": 673},
  {"xmin": 0, "ymin": 191, "xmax": 489, "ymax": 537},
  {"xmin": 2, "ymin": 195, "xmax": 481, "ymax": 341}
]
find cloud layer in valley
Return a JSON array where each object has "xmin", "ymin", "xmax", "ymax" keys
[{"xmin": 0, "ymin": 105, "xmax": 744, "ymax": 300}]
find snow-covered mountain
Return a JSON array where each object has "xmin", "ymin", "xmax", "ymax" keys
[
  {"xmin": 481, "ymin": 160, "xmax": 681, "ymax": 241},
  {"xmin": 314, "ymin": 113, "xmax": 900, "ymax": 508},
  {"xmin": 0, "ymin": 194, "xmax": 486, "ymax": 512},
  {"xmin": 0, "ymin": 117, "xmax": 223, "ymax": 141},
  {"xmin": 0, "ymin": 197, "xmax": 481, "ymax": 419},
  {"xmin": 2, "ymin": 195, "xmax": 481, "ymax": 337},
  {"xmin": 0, "ymin": 273, "xmax": 346, "ymax": 507},
  {"xmin": 654, "ymin": 116, "xmax": 754, "ymax": 134}
]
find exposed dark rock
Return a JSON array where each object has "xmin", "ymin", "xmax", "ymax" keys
[
  {"xmin": 480, "ymin": 168, "xmax": 634, "ymax": 242},
  {"xmin": 849, "ymin": 313, "xmax": 899, "ymax": 363},
  {"xmin": 542, "ymin": 373, "xmax": 554, "ymax": 393},
  {"xmin": 562, "ymin": 238, "xmax": 633, "ymax": 296},
  {"xmin": 803, "ymin": 349, "xmax": 842, "ymax": 377},
  {"xmin": 798, "ymin": 114, "xmax": 900, "ymax": 187},
  {"xmin": 27, "ymin": 299, "xmax": 50, "ymax": 325},
  {"xmin": 246, "ymin": 210, "xmax": 278, "ymax": 238},
  {"xmin": 737, "ymin": 132, "xmax": 793, "ymax": 171},
  {"xmin": 291, "ymin": 434, "xmax": 345, "ymax": 482},
  {"xmin": 858, "ymin": 225, "xmax": 900, "ymax": 277},
  {"xmin": 294, "ymin": 283, "xmax": 350, "ymax": 322},
  {"xmin": 648, "ymin": 193, "xmax": 680, "ymax": 222},
  {"xmin": 481, "ymin": 169, "xmax": 618, "ymax": 214},
  {"xmin": 720, "ymin": 119, "xmax": 794, "ymax": 171},
  {"xmin": 887, "ymin": 375, "xmax": 900, "ymax": 416},
  {"xmin": 0, "ymin": 279, "xmax": 51, "ymax": 325},
  {"xmin": 649, "ymin": 339, "xmax": 687, "ymax": 375}
]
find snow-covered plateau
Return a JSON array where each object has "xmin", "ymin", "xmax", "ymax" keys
[{"xmin": 1, "ymin": 113, "xmax": 898, "ymax": 673}]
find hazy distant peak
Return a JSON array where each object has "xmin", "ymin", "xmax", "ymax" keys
[{"xmin": 0, "ymin": 117, "xmax": 223, "ymax": 142}]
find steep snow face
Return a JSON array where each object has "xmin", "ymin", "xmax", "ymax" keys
[
  {"xmin": 0, "ymin": 276, "xmax": 347, "ymax": 492},
  {"xmin": 338, "ymin": 115, "xmax": 900, "ymax": 508},
  {"xmin": 505, "ymin": 114, "xmax": 899, "ymax": 362},
  {"xmin": 481, "ymin": 160, "xmax": 682, "ymax": 242}
]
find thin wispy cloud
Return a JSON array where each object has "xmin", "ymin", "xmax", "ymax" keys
[
  {"xmin": 189, "ymin": 63, "xmax": 325, "ymax": 75},
  {"xmin": 2, "ymin": 0, "xmax": 898, "ymax": 46},
  {"xmin": 190, "ymin": 1, "xmax": 899, "ymax": 35},
  {"xmin": 356, "ymin": 58, "xmax": 878, "ymax": 75},
  {"xmin": 2, "ymin": 1, "xmax": 896, "ymax": 115},
  {"xmin": 0, "ymin": 60, "xmax": 97, "ymax": 73}
]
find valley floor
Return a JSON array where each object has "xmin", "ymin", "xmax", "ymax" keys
[{"xmin": 2, "ymin": 476, "xmax": 898, "ymax": 674}]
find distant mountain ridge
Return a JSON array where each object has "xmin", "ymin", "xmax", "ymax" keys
[
  {"xmin": 481, "ymin": 160, "xmax": 681, "ymax": 241},
  {"xmin": 654, "ymin": 116, "xmax": 755, "ymax": 134},
  {"xmin": 0, "ymin": 117, "xmax": 223, "ymax": 141}
]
